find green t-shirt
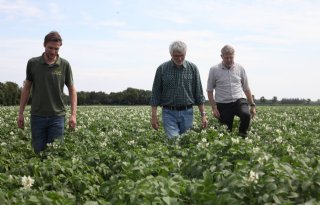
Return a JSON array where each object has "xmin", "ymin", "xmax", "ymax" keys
[{"xmin": 26, "ymin": 54, "xmax": 74, "ymax": 116}]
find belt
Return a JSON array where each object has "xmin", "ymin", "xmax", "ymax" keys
[{"xmin": 163, "ymin": 105, "xmax": 193, "ymax": 111}]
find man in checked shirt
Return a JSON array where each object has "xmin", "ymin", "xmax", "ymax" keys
[
  {"xmin": 207, "ymin": 45, "xmax": 256, "ymax": 138},
  {"xmin": 150, "ymin": 41, "xmax": 208, "ymax": 138}
]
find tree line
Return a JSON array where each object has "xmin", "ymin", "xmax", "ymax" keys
[
  {"xmin": 0, "ymin": 82, "xmax": 21, "ymax": 106},
  {"xmin": 0, "ymin": 81, "xmax": 152, "ymax": 106},
  {"xmin": 255, "ymin": 96, "xmax": 319, "ymax": 105},
  {"xmin": 0, "ymin": 81, "xmax": 319, "ymax": 106},
  {"xmin": 77, "ymin": 88, "xmax": 151, "ymax": 105}
]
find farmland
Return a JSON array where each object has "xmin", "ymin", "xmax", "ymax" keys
[{"xmin": 0, "ymin": 105, "xmax": 320, "ymax": 204}]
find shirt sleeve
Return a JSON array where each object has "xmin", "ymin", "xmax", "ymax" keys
[
  {"xmin": 193, "ymin": 66, "xmax": 206, "ymax": 105},
  {"xmin": 26, "ymin": 60, "xmax": 33, "ymax": 82},
  {"xmin": 240, "ymin": 66, "xmax": 250, "ymax": 91},
  {"xmin": 206, "ymin": 67, "xmax": 216, "ymax": 92},
  {"xmin": 64, "ymin": 61, "xmax": 74, "ymax": 87},
  {"xmin": 150, "ymin": 66, "xmax": 163, "ymax": 106}
]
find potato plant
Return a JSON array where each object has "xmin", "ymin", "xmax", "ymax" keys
[{"xmin": 0, "ymin": 106, "xmax": 319, "ymax": 204}]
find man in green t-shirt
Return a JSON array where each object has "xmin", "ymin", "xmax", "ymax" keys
[{"xmin": 17, "ymin": 31, "xmax": 77, "ymax": 154}]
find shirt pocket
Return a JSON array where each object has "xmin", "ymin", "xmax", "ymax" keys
[
  {"xmin": 183, "ymin": 73, "xmax": 193, "ymax": 80},
  {"xmin": 163, "ymin": 74, "xmax": 175, "ymax": 88}
]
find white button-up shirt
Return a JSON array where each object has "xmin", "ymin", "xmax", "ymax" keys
[{"xmin": 207, "ymin": 62, "xmax": 250, "ymax": 103}]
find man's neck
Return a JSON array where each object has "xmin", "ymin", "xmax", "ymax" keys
[
  {"xmin": 44, "ymin": 55, "xmax": 57, "ymax": 65},
  {"xmin": 222, "ymin": 62, "xmax": 233, "ymax": 69}
]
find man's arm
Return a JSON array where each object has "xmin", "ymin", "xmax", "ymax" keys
[
  {"xmin": 197, "ymin": 104, "xmax": 208, "ymax": 128},
  {"xmin": 244, "ymin": 89, "xmax": 255, "ymax": 105},
  {"xmin": 207, "ymin": 91, "xmax": 220, "ymax": 119},
  {"xmin": 17, "ymin": 80, "xmax": 32, "ymax": 129},
  {"xmin": 68, "ymin": 85, "xmax": 77, "ymax": 129},
  {"xmin": 244, "ymin": 89, "xmax": 256, "ymax": 118},
  {"xmin": 151, "ymin": 106, "xmax": 160, "ymax": 130}
]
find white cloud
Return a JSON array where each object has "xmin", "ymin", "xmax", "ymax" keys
[
  {"xmin": 0, "ymin": 0, "xmax": 42, "ymax": 20},
  {"xmin": 1, "ymin": 0, "xmax": 320, "ymax": 100}
]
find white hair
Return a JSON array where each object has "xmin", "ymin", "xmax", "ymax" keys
[
  {"xmin": 169, "ymin": 41, "xmax": 187, "ymax": 55},
  {"xmin": 221, "ymin": 45, "xmax": 235, "ymax": 55}
]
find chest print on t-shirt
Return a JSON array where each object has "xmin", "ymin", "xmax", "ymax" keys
[{"xmin": 52, "ymin": 68, "xmax": 62, "ymax": 76}]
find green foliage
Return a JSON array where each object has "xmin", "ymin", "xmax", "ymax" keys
[
  {"xmin": 77, "ymin": 87, "xmax": 151, "ymax": 105},
  {"xmin": 0, "ymin": 106, "xmax": 320, "ymax": 204},
  {"xmin": 0, "ymin": 81, "xmax": 20, "ymax": 106}
]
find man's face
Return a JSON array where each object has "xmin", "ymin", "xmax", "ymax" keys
[
  {"xmin": 44, "ymin": 41, "xmax": 61, "ymax": 61},
  {"xmin": 221, "ymin": 53, "xmax": 234, "ymax": 68},
  {"xmin": 171, "ymin": 51, "xmax": 185, "ymax": 66}
]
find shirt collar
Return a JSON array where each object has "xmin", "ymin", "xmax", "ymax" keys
[
  {"xmin": 40, "ymin": 53, "xmax": 61, "ymax": 65},
  {"xmin": 171, "ymin": 59, "xmax": 187, "ymax": 69},
  {"xmin": 221, "ymin": 62, "xmax": 235, "ymax": 70}
]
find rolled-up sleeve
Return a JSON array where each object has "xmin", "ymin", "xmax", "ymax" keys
[
  {"xmin": 194, "ymin": 67, "xmax": 206, "ymax": 105},
  {"xmin": 150, "ymin": 66, "xmax": 162, "ymax": 106},
  {"xmin": 206, "ymin": 67, "xmax": 216, "ymax": 92},
  {"xmin": 241, "ymin": 67, "xmax": 250, "ymax": 92}
]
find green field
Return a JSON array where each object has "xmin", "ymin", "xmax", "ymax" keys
[{"xmin": 0, "ymin": 106, "xmax": 320, "ymax": 204}]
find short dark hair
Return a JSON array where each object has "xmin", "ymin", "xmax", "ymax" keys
[{"xmin": 44, "ymin": 31, "xmax": 62, "ymax": 46}]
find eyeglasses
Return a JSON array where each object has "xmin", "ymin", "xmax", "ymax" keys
[{"xmin": 172, "ymin": 54, "xmax": 185, "ymax": 58}]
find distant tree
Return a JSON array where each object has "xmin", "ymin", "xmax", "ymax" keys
[
  {"xmin": 0, "ymin": 81, "xmax": 20, "ymax": 105},
  {"xmin": 0, "ymin": 82, "xmax": 4, "ymax": 105},
  {"xmin": 252, "ymin": 94, "xmax": 256, "ymax": 103},
  {"xmin": 280, "ymin": 98, "xmax": 309, "ymax": 105},
  {"xmin": 77, "ymin": 91, "xmax": 88, "ymax": 105},
  {"xmin": 260, "ymin": 96, "xmax": 266, "ymax": 104},
  {"xmin": 272, "ymin": 96, "xmax": 278, "ymax": 104}
]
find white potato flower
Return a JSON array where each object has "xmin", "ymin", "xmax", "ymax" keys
[
  {"xmin": 21, "ymin": 176, "xmax": 35, "ymax": 189},
  {"xmin": 128, "ymin": 140, "xmax": 135, "ymax": 145},
  {"xmin": 231, "ymin": 137, "xmax": 240, "ymax": 144},
  {"xmin": 275, "ymin": 136, "xmax": 283, "ymax": 143},
  {"xmin": 177, "ymin": 159, "xmax": 183, "ymax": 168},
  {"xmin": 244, "ymin": 171, "xmax": 259, "ymax": 184},
  {"xmin": 252, "ymin": 147, "xmax": 260, "ymax": 153},
  {"xmin": 275, "ymin": 129, "xmax": 282, "ymax": 134},
  {"xmin": 101, "ymin": 141, "xmax": 108, "ymax": 147},
  {"xmin": 287, "ymin": 145, "xmax": 295, "ymax": 154},
  {"xmin": 245, "ymin": 137, "xmax": 253, "ymax": 144},
  {"xmin": 72, "ymin": 157, "xmax": 80, "ymax": 164}
]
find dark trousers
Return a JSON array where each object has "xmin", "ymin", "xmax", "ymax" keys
[{"xmin": 217, "ymin": 98, "xmax": 251, "ymax": 135}]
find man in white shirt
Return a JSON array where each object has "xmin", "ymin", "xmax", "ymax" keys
[{"xmin": 207, "ymin": 45, "xmax": 256, "ymax": 137}]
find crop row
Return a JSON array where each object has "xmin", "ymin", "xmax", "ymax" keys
[{"xmin": 0, "ymin": 106, "xmax": 319, "ymax": 204}]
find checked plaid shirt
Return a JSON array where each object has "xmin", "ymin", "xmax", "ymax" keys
[{"xmin": 150, "ymin": 60, "xmax": 205, "ymax": 107}]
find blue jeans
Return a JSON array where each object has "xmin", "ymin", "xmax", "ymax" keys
[
  {"xmin": 162, "ymin": 108, "xmax": 193, "ymax": 139},
  {"xmin": 31, "ymin": 115, "xmax": 65, "ymax": 154}
]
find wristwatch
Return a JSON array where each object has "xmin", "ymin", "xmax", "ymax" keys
[{"xmin": 250, "ymin": 103, "xmax": 256, "ymax": 107}]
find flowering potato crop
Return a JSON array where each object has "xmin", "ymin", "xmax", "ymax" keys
[{"xmin": 0, "ymin": 105, "xmax": 320, "ymax": 204}]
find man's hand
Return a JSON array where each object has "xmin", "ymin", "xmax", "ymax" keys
[
  {"xmin": 68, "ymin": 115, "xmax": 76, "ymax": 131},
  {"xmin": 17, "ymin": 113, "xmax": 24, "ymax": 129},
  {"xmin": 151, "ymin": 115, "xmax": 160, "ymax": 130},
  {"xmin": 212, "ymin": 106, "xmax": 220, "ymax": 119},
  {"xmin": 201, "ymin": 116, "xmax": 208, "ymax": 128},
  {"xmin": 250, "ymin": 106, "xmax": 256, "ymax": 118}
]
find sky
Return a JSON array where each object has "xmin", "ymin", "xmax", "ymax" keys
[{"xmin": 1, "ymin": 0, "xmax": 320, "ymax": 101}]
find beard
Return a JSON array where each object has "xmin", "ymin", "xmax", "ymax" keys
[{"xmin": 172, "ymin": 59, "xmax": 184, "ymax": 66}]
